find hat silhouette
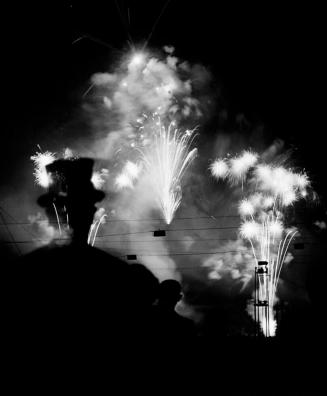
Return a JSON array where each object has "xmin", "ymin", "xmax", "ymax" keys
[{"xmin": 37, "ymin": 158, "xmax": 105, "ymax": 208}]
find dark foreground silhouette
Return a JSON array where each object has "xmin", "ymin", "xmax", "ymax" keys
[
  {"xmin": 2, "ymin": 158, "xmax": 324, "ymax": 393},
  {"xmin": 152, "ymin": 279, "xmax": 196, "ymax": 338},
  {"xmin": 4, "ymin": 158, "xmax": 161, "ymax": 347}
]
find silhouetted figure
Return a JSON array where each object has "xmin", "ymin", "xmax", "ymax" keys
[
  {"xmin": 7, "ymin": 158, "xmax": 157, "ymax": 353},
  {"xmin": 127, "ymin": 263, "xmax": 160, "ymax": 337},
  {"xmin": 153, "ymin": 279, "xmax": 196, "ymax": 339}
]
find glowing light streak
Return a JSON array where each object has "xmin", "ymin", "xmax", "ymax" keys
[
  {"xmin": 140, "ymin": 119, "xmax": 197, "ymax": 224},
  {"xmin": 52, "ymin": 203, "xmax": 62, "ymax": 236}
]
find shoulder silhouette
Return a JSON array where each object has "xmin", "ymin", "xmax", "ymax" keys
[
  {"xmin": 153, "ymin": 279, "xmax": 196, "ymax": 338},
  {"xmin": 8, "ymin": 158, "xmax": 157, "ymax": 347}
]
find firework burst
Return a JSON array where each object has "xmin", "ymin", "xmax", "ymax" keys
[
  {"xmin": 139, "ymin": 118, "xmax": 197, "ymax": 224},
  {"xmin": 114, "ymin": 161, "xmax": 141, "ymax": 190},
  {"xmin": 211, "ymin": 151, "xmax": 310, "ymax": 336},
  {"xmin": 31, "ymin": 151, "xmax": 56, "ymax": 188}
]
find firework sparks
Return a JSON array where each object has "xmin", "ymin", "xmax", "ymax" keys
[
  {"xmin": 124, "ymin": 161, "xmax": 141, "ymax": 180},
  {"xmin": 210, "ymin": 159, "xmax": 229, "ymax": 179},
  {"xmin": 91, "ymin": 168, "xmax": 109, "ymax": 189},
  {"xmin": 140, "ymin": 118, "xmax": 197, "ymax": 224},
  {"xmin": 114, "ymin": 161, "xmax": 141, "ymax": 190},
  {"xmin": 254, "ymin": 165, "xmax": 310, "ymax": 207},
  {"xmin": 239, "ymin": 199, "xmax": 255, "ymax": 217},
  {"xmin": 31, "ymin": 150, "xmax": 63, "ymax": 235},
  {"xmin": 229, "ymin": 150, "xmax": 258, "ymax": 184},
  {"xmin": 211, "ymin": 151, "xmax": 310, "ymax": 336},
  {"xmin": 210, "ymin": 150, "xmax": 258, "ymax": 186},
  {"xmin": 31, "ymin": 151, "xmax": 56, "ymax": 188}
]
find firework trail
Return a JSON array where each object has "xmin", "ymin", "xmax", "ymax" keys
[
  {"xmin": 210, "ymin": 151, "xmax": 310, "ymax": 336},
  {"xmin": 138, "ymin": 117, "xmax": 197, "ymax": 224},
  {"xmin": 87, "ymin": 207, "xmax": 107, "ymax": 246},
  {"xmin": 88, "ymin": 171, "xmax": 109, "ymax": 246}
]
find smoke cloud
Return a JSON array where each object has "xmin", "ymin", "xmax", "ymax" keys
[{"xmin": 82, "ymin": 46, "xmax": 213, "ymax": 160}]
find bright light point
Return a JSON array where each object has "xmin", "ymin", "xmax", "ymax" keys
[
  {"xmin": 268, "ymin": 318, "xmax": 277, "ymax": 337},
  {"xmin": 295, "ymin": 173, "xmax": 309, "ymax": 189},
  {"xmin": 210, "ymin": 159, "xmax": 229, "ymax": 179},
  {"xmin": 263, "ymin": 196, "xmax": 275, "ymax": 208},
  {"xmin": 31, "ymin": 151, "xmax": 56, "ymax": 169},
  {"xmin": 115, "ymin": 174, "xmax": 133, "ymax": 190},
  {"xmin": 124, "ymin": 161, "xmax": 140, "ymax": 180},
  {"xmin": 31, "ymin": 151, "xmax": 56, "ymax": 188},
  {"xmin": 91, "ymin": 171, "xmax": 106, "ymax": 189},
  {"xmin": 269, "ymin": 220, "xmax": 283, "ymax": 237},
  {"xmin": 240, "ymin": 221, "xmax": 260, "ymax": 239},
  {"xmin": 229, "ymin": 151, "xmax": 258, "ymax": 182},
  {"xmin": 282, "ymin": 190, "xmax": 297, "ymax": 206},
  {"xmin": 241, "ymin": 150, "xmax": 258, "ymax": 167},
  {"xmin": 35, "ymin": 170, "xmax": 53, "ymax": 188},
  {"xmin": 239, "ymin": 199, "xmax": 255, "ymax": 217},
  {"xmin": 129, "ymin": 52, "xmax": 146, "ymax": 68},
  {"xmin": 255, "ymin": 164, "xmax": 272, "ymax": 183}
]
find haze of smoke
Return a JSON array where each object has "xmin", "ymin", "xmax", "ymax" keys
[
  {"xmin": 28, "ymin": 212, "xmax": 61, "ymax": 246},
  {"xmin": 97, "ymin": 174, "xmax": 180, "ymax": 281},
  {"xmin": 85, "ymin": 46, "xmax": 212, "ymax": 160},
  {"xmin": 314, "ymin": 220, "xmax": 326, "ymax": 230},
  {"xmin": 203, "ymin": 239, "xmax": 253, "ymax": 291},
  {"xmin": 23, "ymin": 46, "xmax": 316, "ymax": 324}
]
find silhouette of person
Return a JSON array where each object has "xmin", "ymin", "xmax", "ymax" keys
[
  {"xmin": 127, "ymin": 263, "xmax": 160, "ymax": 337},
  {"xmin": 153, "ymin": 279, "xmax": 196, "ymax": 339},
  {"xmin": 8, "ymin": 157, "xmax": 156, "ymax": 349}
]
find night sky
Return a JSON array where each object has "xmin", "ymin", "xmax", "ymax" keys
[
  {"xmin": 1, "ymin": 2, "xmax": 326, "ymax": 337},
  {"xmin": 2, "ymin": 2, "xmax": 326, "ymax": 190}
]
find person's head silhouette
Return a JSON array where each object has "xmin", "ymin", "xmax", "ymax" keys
[
  {"xmin": 37, "ymin": 158, "xmax": 105, "ymax": 245},
  {"xmin": 158, "ymin": 279, "xmax": 183, "ymax": 310}
]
